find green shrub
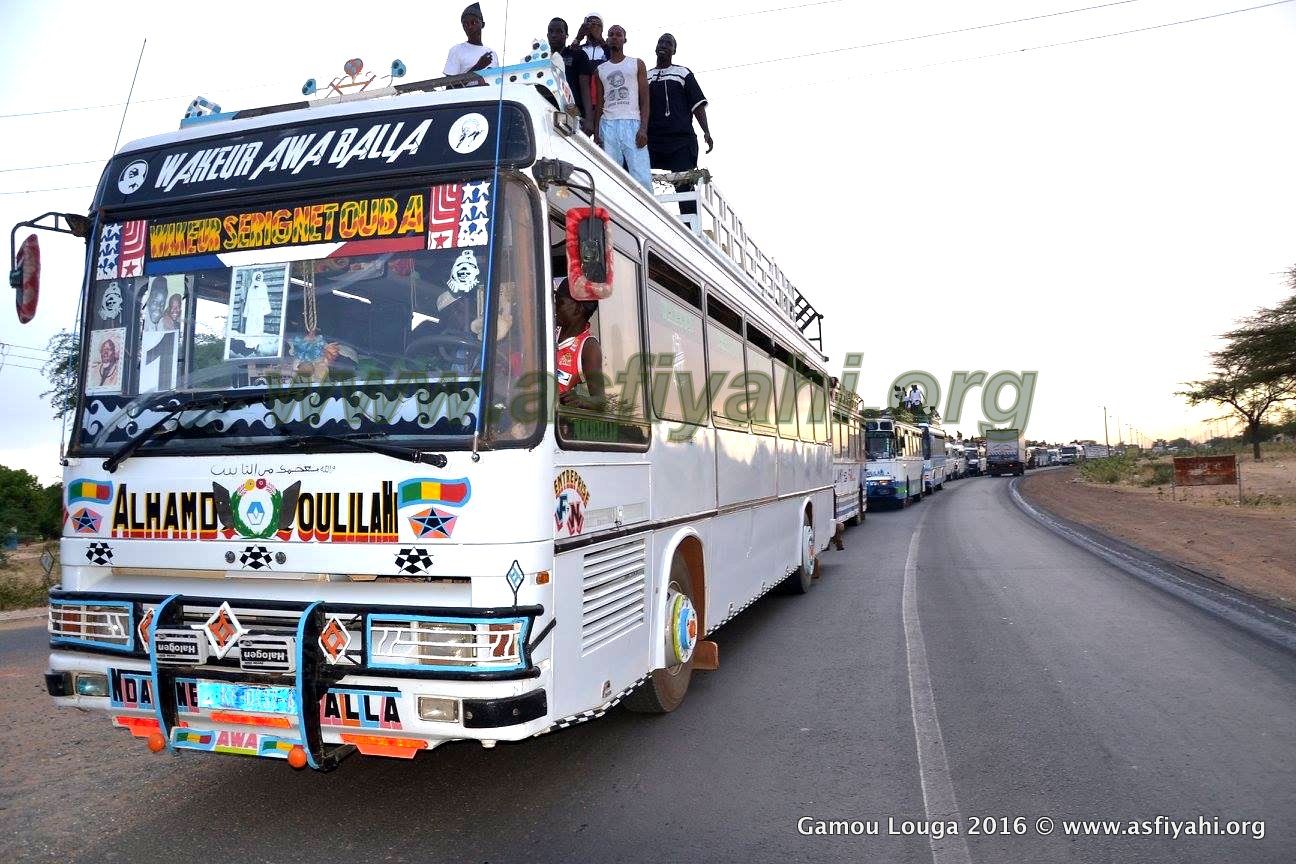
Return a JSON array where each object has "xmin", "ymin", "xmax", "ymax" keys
[{"xmin": 1080, "ymin": 456, "xmax": 1135, "ymax": 484}]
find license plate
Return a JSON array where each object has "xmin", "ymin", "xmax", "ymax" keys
[{"xmin": 196, "ymin": 681, "xmax": 297, "ymax": 715}]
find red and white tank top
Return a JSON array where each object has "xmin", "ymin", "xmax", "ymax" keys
[{"xmin": 556, "ymin": 325, "xmax": 596, "ymax": 394}]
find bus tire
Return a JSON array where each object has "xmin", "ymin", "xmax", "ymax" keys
[
  {"xmin": 781, "ymin": 512, "xmax": 816, "ymax": 595},
  {"xmin": 625, "ymin": 553, "xmax": 696, "ymax": 714}
]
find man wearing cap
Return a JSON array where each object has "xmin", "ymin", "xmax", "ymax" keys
[
  {"xmin": 593, "ymin": 25, "xmax": 652, "ymax": 192},
  {"xmin": 647, "ymin": 33, "xmax": 713, "ymax": 215},
  {"xmin": 444, "ymin": 3, "xmax": 500, "ymax": 77}
]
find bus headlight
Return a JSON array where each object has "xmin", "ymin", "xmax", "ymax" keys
[
  {"xmin": 366, "ymin": 615, "xmax": 528, "ymax": 672},
  {"xmin": 74, "ymin": 672, "xmax": 110, "ymax": 697}
]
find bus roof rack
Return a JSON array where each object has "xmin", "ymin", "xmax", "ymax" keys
[{"xmin": 654, "ymin": 171, "xmax": 823, "ymax": 350}]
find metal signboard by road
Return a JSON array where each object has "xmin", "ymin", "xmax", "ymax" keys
[{"xmin": 1173, "ymin": 455, "xmax": 1238, "ymax": 487}]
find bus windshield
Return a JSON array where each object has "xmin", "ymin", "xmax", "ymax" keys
[
  {"xmin": 76, "ymin": 178, "xmax": 541, "ymax": 453},
  {"xmin": 866, "ymin": 431, "xmax": 896, "ymax": 460}
]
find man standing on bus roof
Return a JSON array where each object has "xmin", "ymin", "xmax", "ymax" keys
[
  {"xmin": 574, "ymin": 13, "xmax": 609, "ymax": 128},
  {"xmin": 593, "ymin": 25, "xmax": 652, "ymax": 192},
  {"xmin": 443, "ymin": 3, "xmax": 499, "ymax": 77},
  {"xmin": 904, "ymin": 384, "xmax": 923, "ymax": 409},
  {"xmin": 548, "ymin": 17, "xmax": 595, "ymax": 135},
  {"xmin": 647, "ymin": 33, "xmax": 713, "ymax": 215},
  {"xmin": 554, "ymin": 278, "xmax": 606, "ymax": 411}
]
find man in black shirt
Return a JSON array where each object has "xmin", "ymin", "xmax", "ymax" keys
[
  {"xmin": 647, "ymin": 33, "xmax": 713, "ymax": 215},
  {"xmin": 548, "ymin": 17, "xmax": 595, "ymax": 135}
]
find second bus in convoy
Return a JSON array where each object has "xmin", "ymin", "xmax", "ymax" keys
[{"xmin": 864, "ymin": 417, "xmax": 924, "ymax": 507}]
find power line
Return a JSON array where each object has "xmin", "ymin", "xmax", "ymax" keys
[
  {"xmin": 0, "ymin": 79, "xmax": 284, "ymax": 121},
  {"xmin": 703, "ymin": 0, "xmax": 1150, "ymax": 73},
  {"xmin": 723, "ymin": 0, "xmax": 1296, "ymax": 96},
  {"xmin": 0, "ymin": 351, "xmax": 51, "ymax": 364},
  {"xmin": 703, "ymin": 0, "xmax": 843, "ymax": 22},
  {"xmin": 0, "ymin": 342, "xmax": 54, "ymax": 354},
  {"xmin": 0, "ymin": 159, "xmax": 100, "ymax": 174},
  {"xmin": 0, "ymin": 184, "xmax": 96, "ymax": 196},
  {"xmin": 0, "ymin": 2, "xmax": 843, "ymax": 122}
]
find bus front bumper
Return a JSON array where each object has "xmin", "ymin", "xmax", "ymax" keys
[{"xmin": 44, "ymin": 591, "xmax": 561, "ymax": 769}]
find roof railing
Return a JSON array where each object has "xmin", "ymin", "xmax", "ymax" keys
[{"xmin": 655, "ymin": 170, "xmax": 823, "ymax": 350}]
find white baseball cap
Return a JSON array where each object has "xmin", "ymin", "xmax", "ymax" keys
[{"xmin": 585, "ymin": 11, "xmax": 603, "ymax": 23}]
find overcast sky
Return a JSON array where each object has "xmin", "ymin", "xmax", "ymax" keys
[{"xmin": 2, "ymin": 0, "xmax": 1294, "ymax": 480}]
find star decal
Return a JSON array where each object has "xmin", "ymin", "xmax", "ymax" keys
[
  {"xmin": 70, "ymin": 507, "xmax": 102, "ymax": 534},
  {"xmin": 408, "ymin": 507, "xmax": 457, "ymax": 539}
]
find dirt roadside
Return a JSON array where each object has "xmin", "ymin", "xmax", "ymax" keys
[{"xmin": 1020, "ymin": 467, "xmax": 1296, "ymax": 610}]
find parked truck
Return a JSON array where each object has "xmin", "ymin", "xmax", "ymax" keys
[
  {"xmin": 986, "ymin": 429, "xmax": 1026, "ymax": 477},
  {"xmin": 1057, "ymin": 444, "xmax": 1082, "ymax": 465}
]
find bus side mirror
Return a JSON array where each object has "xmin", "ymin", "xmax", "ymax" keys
[
  {"xmin": 565, "ymin": 206, "xmax": 613, "ymax": 300},
  {"xmin": 11, "ymin": 234, "xmax": 40, "ymax": 324}
]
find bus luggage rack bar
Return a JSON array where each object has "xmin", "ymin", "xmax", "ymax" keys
[{"xmin": 654, "ymin": 171, "xmax": 823, "ymax": 350}]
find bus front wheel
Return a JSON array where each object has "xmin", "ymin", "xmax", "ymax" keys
[{"xmin": 625, "ymin": 554, "xmax": 697, "ymax": 714}]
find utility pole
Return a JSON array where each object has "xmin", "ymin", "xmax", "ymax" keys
[{"xmin": 1102, "ymin": 406, "xmax": 1110, "ymax": 452}]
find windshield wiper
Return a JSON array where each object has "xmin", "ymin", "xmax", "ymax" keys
[
  {"xmin": 102, "ymin": 392, "xmax": 271, "ymax": 473},
  {"xmin": 222, "ymin": 430, "xmax": 449, "ymax": 468}
]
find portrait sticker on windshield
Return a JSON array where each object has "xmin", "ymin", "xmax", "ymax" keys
[
  {"xmin": 86, "ymin": 328, "xmax": 125, "ymax": 395},
  {"xmin": 224, "ymin": 264, "xmax": 288, "ymax": 361},
  {"xmin": 137, "ymin": 275, "xmax": 188, "ymax": 394}
]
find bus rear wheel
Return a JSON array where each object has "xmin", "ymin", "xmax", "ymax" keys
[{"xmin": 625, "ymin": 554, "xmax": 697, "ymax": 714}]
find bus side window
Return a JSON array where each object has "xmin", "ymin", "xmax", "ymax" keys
[
  {"xmin": 745, "ymin": 325, "xmax": 777, "ymax": 436},
  {"xmin": 772, "ymin": 347, "xmax": 799, "ymax": 441},
  {"xmin": 554, "ymin": 218, "xmax": 649, "ymax": 448},
  {"xmin": 705, "ymin": 294, "xmax": 748, "ymax": 431},
  {"xmin": 646, "ymin": 253, "xmax": 707, "ymax": 429}
]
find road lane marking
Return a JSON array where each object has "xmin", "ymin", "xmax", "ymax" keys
[{"xmin": 903, "ymin": 508, "xmax": 974, "ymax": 864}]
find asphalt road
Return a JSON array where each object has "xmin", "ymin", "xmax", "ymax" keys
[{"xmin": 2, "ymin": 476, "xmax": 1293, "ymax": 863}]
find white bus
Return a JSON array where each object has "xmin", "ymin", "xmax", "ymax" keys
[
  {"xmin": 944, "ymin": 440, "xmax": 966, "ymax": 480},
  {"xmin": 831, "ymin": 393, "xmax": 866, "ymax": 528},
  {"xmin": 864, "ymin": 417, "xmax": 924, "ymax": 508},
  {"xmin": 26, "ymin": 52, "xmax": 837, "ymax": 770},
  {"xmin": 919, "ymin": 423, "xmax": 948, "ymax": 493}
]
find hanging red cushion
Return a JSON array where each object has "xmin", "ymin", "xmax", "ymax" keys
[
  {"xmin": 14, "ymin": 234, "xmax": 40, "ymax": 324},
  {"xmin": 564, "ymin": 207, "xmax": 613, "ymax": 301}
]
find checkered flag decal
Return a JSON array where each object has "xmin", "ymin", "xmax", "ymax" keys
[
  {"xmin": 85, "ymin": 542, "xmax": 113, "ymax": 566},
  {"xmin": 394, "ymin": 547, "xmax": 433, "ymax": 575},
  {"xmin": 239, "ymin": 546, "xmax": 272, "ymax": 570}
]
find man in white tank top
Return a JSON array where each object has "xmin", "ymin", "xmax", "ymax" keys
[{"xmin": 592, "ymin": 25, "xmax": 652, "ymax": 192}]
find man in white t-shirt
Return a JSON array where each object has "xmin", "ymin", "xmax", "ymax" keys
[
  {"xmin": 443, "ymin": 3, "xmax": 499, "ymax": 78},
  {"xmin": 592, "ymin": 25, "xmax": 651, "ymax": 191}
]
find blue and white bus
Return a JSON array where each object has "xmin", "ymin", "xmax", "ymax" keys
[{"xmin": 864, "ymin": 418, "xmax": 924, "ymax": 508}]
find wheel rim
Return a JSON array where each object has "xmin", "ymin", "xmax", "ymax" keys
[{"xmin": 664, "ymin": 589, "xmax": 698, "ymax": 667}]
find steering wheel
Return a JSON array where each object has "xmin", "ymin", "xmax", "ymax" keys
[{"xmin": 405, "ymin": 332, "xmax": 481, "ymax": 362}]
